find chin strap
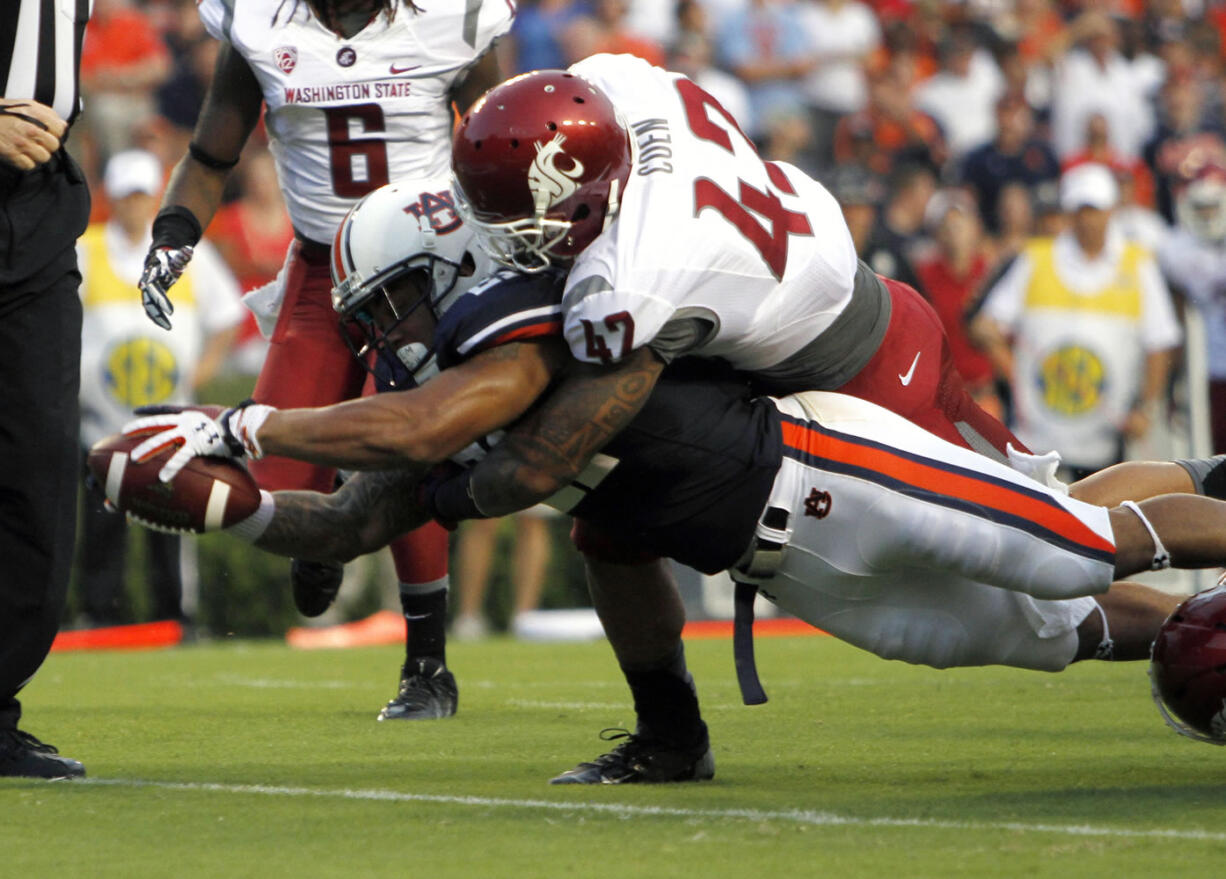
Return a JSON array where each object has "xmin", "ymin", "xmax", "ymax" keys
[{"xmin": 1120, "ymin": 500, "xmax": 1172, "ymax": 570}]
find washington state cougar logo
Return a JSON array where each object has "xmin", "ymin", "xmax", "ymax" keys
[
  {"xmin": 528, "ymin": 134, "xmax": 585, "ymax": 211},
  {"xmin": 273, "ymin": 46, "xmax": 297, "ymax": 74}
]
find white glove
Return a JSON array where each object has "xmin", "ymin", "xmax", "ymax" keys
[
  {"xmin": 124, "ymin": 402, "xmax": 275, "ymax": 482},
  {"xmin": 138, "ymin": 244, "xmax": 194, "ymax": 330}
]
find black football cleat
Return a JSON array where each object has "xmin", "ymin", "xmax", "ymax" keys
[
  {"xmin": 376, "ymin": 657, "xmax": 458, "ymax": 721},
  {"xmin": 0, "ymin": 728, "xmax": 85, "ymax": 780},
  {"xmin": 290, "ymin": 558, "xmax": 344, "ymax": 618},
  {"xmin": 549, "ymin": 727, "xmax": 715, "ymax": 785}
]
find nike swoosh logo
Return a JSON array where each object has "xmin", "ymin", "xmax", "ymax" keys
[
  {"xmin": 389, "ymin": 63, "xmax": 420, "ymax": 74},
  {"xmin": 899, "ymin": 351, "xmax": 921, "ymax": 386}
]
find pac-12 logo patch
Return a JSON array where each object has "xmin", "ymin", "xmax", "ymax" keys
[
  {"xmin": 337, "ymin": 46, "xmax": 357, "ymax": 67},
  {"xmin": 273, "ymin": 46, "xmax": 297, "ymax": 74},
  {"xmin": 528, "ymin": 133, "xmax": 585, "ymax": 211}
]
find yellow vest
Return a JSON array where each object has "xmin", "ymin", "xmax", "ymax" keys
[
  {"xmin": 1021, "ymin": 238, "xmax": 1144, "ymax": 318},
  {"xmin": 79, "ymin": 224, "xmax": 199, "ymax": 411},
  {"xmin": 79, "ymin": 224, "xmax": 196, "ymax": 308}
]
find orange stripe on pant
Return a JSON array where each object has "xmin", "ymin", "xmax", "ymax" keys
[{"xmin": 779, "ymin": 419, "xmax": 1114, "ymax": 558}]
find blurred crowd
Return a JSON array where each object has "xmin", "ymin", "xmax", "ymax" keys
[{"xmin": 69, "ymin": 0, "xmax": 1226, "ymax": 625}]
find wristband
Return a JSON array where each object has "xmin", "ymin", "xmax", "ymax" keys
[
  {"xmin": 226, "ymin": 490, "xmax": 276, "ymax": 543},
  {"xmin": 151, "ymin": 205, "xmax": 203, "ymax": 250},
  {"xmin": 188, "ymin": 141, "xmax": 240, "ymax": 172}
]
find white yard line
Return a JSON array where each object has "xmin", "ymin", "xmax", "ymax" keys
[{"xmin": 80, "ymin": 778, "xmax": 1226, "ymax": 842}]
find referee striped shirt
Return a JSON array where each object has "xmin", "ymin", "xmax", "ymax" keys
[{"xmin": 1, "ymin": 0, "xmax": 90, "ymax": 124}]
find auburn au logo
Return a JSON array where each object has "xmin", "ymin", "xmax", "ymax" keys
[
  {"xmin": 529, "ymin": 134, "xmax": 585, "ymax": 212},
  {"xmin": 403, "ymin": 190, "xmax": 462, "ymax": 235},
  {"xmin": 804, "ymin": 488, "xmax": 832, "ymax": 519}
]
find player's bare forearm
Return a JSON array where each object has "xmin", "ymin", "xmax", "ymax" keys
[
  {"xmin": 469, "ymin": 347, "xmax": 664, "ymax": 516},
  {"xmin": 161, "ymin": 44, "xmax": 263, "ymax": 225},
  {"xmin": 257, "ymin": 339, "xmax": 567, "ymax": 469},
  {"xmin": 451, "ymin": 45, "xmax": 503, "ymax": 114},
  {"xmin": 255, "ymin": 469, "xmax": 428, "ymax": 561}
]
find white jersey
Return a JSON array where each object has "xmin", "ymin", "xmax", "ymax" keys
[
  {"xmin": 561, "ymin": 55, "xmax": 860, "ymax": 379},
  {"xmin": 199, "ymin": 0, "xmax": 513, "ymax": 243}
]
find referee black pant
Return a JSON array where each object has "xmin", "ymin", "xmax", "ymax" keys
[{"xmin": 0, "ymin": 154, "xmax": 88, "ymax": 730}]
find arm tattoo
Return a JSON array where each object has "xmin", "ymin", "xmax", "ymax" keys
[
  {"xmin": 468, "ymin": 349, "xmax": 664, "ymax": 516},
  {"xmin": 255, "ymin": 468, "xmax": 430, "ymax": 561}
]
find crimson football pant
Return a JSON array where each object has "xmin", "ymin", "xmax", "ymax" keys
[
  {"xmin": 249, "ymin": 242, "xmax": 449, "ymax": 587},
  {"xmin": 835, "ymin": 276, "xmax": 1027, "ymax": 460}
]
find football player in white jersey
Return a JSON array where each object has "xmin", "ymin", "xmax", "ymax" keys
[{"xmin": 136, "ymin": 0, "xmax": 515, "ymax": 721}]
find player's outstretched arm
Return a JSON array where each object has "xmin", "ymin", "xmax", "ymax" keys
[
  {"xmin": 252, "ymin": 469, "xmax": 430, "ymax": 562},
  {"xmin": 124, "ymin": 339, "xmax": 567, "ymax": 478},
  {"xmin": 258, "ymin": 339, "xmax": 568, "ymax": 468},
  {"xmin": 437, "ymin": 347, "xmax": 666, "ymax": 520}
]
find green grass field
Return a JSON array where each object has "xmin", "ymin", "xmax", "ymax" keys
[{"xmin": 4, "ymin": 634, "xmax": 1225, "ymax": 878}]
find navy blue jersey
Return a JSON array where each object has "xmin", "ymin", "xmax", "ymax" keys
[
  {"xmin": 569, "ymin": 359, "xmax": 782, "ymax": 574},
  {"xmin": 435, "ymin": 269, "xmax": 567, "ymax": 371},
  {"xmin": 432, "ymin": 273, "xmax": 783, "ymax": 574}
]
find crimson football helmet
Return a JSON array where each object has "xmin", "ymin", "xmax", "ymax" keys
[
  {"xmin": 451, "ymin": 69, "xmax": 632, "ymax": 273},
  {"xmin": 1150, "ymin": 584, "xmax": 1226, "ymax": 744},
  {"xmin": 330, "ymin": 176, "xmax": 493, "ymax": 386}
]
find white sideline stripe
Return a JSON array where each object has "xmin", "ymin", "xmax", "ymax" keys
[
  {"xmin": 212, "ymin": 675, "xmax": 361, "ymax": 690},
  {"xmin": 80, "ymin": 778, "xmax": 1226, "ymax": 842},
  {"xmin": 204, "ymin": 481, "xmax": 231, "ymax": 531},
  {"xmin": 507, "ymin": 699, "xmax": 624, "ymax": 710}
]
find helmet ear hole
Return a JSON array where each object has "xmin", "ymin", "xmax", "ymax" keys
[{"xmin": 571, "ymin": 204, "xmax": 591, "ymax": 222}]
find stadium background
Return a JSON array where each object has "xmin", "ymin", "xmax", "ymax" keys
[{"xmin": 66, "ymin": 0, "xmax": 1226, "ymax": 637}]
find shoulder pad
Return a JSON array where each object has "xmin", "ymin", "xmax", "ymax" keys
[{"xmin": 435, "ymin": 270, "xmax": 566, "ymax": 369}]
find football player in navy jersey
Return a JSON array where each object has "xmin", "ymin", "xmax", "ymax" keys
[{"xmin": 124, "ymin": 180, "xmax": 1226, "ymax": 779}]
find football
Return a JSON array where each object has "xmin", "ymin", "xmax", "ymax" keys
[
  {"xmin": 87, "ymin": 432, "xmax": 262, "ymax": 534},
  {"xmin": 1150, "ymin": 585, "xmax": 1226, "ymax": 744}
]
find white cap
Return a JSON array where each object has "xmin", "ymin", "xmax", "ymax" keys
[
  {"xmin": 1060, "ymin": 163, "xmax": 1117, "ymax": 212},
  {"xmin": 104, "ymin": 149, "xmax": 163, "ymax": 201}
]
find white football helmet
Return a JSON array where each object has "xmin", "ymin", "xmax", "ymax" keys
[
  {"xmin": 331, "ymin": 176, "xmax": 494, "ymax": 386},
  {"xmin": 1176, "ymin": 163, "xmax": 1226, "ymax": 244}
]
